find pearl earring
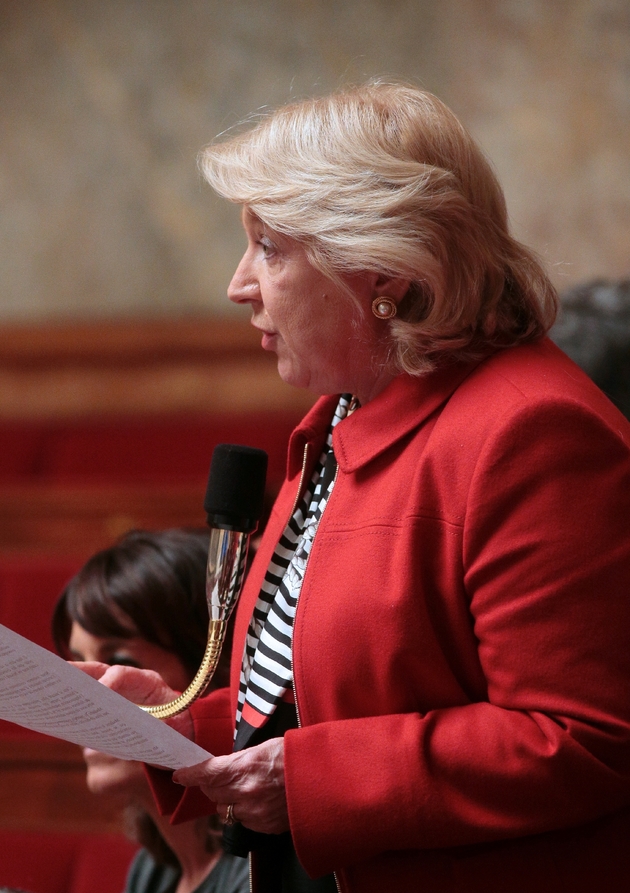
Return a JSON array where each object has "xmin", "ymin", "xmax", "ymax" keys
[{"xmin": 372, "ymin": 297, "xmax": 397, "ymax": 320}]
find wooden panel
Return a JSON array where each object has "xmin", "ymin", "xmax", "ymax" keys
[
  {"xmin": 0, "ymin": 318, "xmax": 314, "ymax": 419},
  {"xmin": 0, "ymin": 318, "xmax": 260, "ymax": 364},
  {"xmin": 0, "ymin": 484, "xmax": 205, "ymax": 556}
]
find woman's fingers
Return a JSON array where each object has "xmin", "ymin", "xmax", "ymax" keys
[
  {"xmin": 98, "ymin": 664, "xmax": 177, "ymax": 704},
  {"xmin": 174, "ymin": 737, "xmax": 289, "ymax": 834},
  {"xmin": 71, "ymin": 661, "xmax": 193, "ymax": 739},
  {"xmin": 70, "ymin": 660, "xmax": 172, "ymax": 701},
  {"xmin": 70, "ymin": 660, "xmax": 110, "ymax": 679}
]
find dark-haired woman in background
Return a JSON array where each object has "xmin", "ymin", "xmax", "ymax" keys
[{"xmin": 53, "ymin": 529, "xmax": 249, "ymax": 893}]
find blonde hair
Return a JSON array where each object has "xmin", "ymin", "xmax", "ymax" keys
[{"xmin": 200, "ymin": 82, "xmax": 558, "ymax": 374}]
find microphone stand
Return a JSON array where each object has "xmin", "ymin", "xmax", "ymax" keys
[{"xmin": 141, "ymin": 444, "xmax": 267, "ymax": 720}]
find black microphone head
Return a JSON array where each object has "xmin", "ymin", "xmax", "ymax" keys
[{"xmin": 204, "ymin": 444, "xmax": 268, "ymax": 532}]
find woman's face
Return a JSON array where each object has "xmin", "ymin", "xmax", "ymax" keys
[
  {"xmin": 228, "ymin": 208, "xmax": 398, "ymax": 404},
  {"xmin": 68, "ymin": 622, "xmax": 191, "ymax": 806}
]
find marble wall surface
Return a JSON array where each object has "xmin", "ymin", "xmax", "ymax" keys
[{"xmin": 1, "ymin": 0, "xmax": 629, "ymax": 321}]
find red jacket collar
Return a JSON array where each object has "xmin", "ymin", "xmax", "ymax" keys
[{"xmin": 287, "ymin": 360, "xmax": 481, "ymax": 477}]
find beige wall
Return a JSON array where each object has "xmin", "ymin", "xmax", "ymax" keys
[{"xmin": 1, "ymin": 0, "xmax": 629, "ymax": 322}]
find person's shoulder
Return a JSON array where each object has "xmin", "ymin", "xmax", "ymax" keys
[
  {"xmin": 125, "ymin": 849, "xmax": 178, "ymax": 893},
  {"xmin": 431, "ymin": 339, "xmax": 630, "ymax": 479},
  {"xmin": 457, "ymin": 338, "xmax": 630, "ymax": 430},
  {"xmin": 198, "ymin": 852, "xmax": 249, "ymax": 893},
  {"xmin": 472, "ymin": 338, "xmax": 596, "ymax": 398}
]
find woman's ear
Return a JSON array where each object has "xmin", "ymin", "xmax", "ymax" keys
[{"xmin": 373, "ymin": 274, "xmax": 411, "ymax": 304}]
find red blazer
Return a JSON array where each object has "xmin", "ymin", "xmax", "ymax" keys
[{"xmin": 162, "ymin": 339, "xmax": 630, "ymax": 892}]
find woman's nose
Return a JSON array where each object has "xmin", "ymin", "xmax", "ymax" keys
[{"xmin": 227, "ymin": 254, "xmax": 259, "ymax": 306}]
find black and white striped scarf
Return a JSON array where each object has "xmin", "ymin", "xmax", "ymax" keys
[{"xmin": 234, "ymin": 394, "xmax": 354, "ymax": 746}]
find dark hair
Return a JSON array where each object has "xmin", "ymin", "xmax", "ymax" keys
[
  {"xmin": 550, "ymin": 279, "xmax": 630, "ymax": 421},
  {"xmin": 52, "ymin": 528, "xmax": 229, "ymax": 865},
  {"xmin": 51, "ymin": 528, "xmax": 223, "ymax": 682}
]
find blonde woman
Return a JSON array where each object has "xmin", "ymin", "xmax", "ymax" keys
[{"xmin": 82, "ymin": 83, "xmax": 630, "ymax": 893}]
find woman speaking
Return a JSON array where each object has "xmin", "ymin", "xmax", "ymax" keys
[{"xmin": 85, "ymin": 83, "xmax": 630, "ymax": 892}]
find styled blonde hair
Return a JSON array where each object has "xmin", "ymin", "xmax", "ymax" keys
[{"xmin": 200, "ymin": 81, "xmax": 558, "ymax": 374}]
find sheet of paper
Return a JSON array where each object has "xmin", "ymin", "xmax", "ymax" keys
[{"xmin": 0, "ymin": 623, "xmax": 213, "ymax": 769}]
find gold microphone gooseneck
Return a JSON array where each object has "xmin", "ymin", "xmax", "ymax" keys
[{"xmin": 142, "ymin": 444, "xmax": 268, "ymax": 719}]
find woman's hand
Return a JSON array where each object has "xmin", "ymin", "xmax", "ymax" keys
[
  {"xmin": 173, "ymin": 737, "xmax": 289, "ymax": 835},
  {"xmin": 70, "ymin": 661, "xmax": 193, "ymax": 740}
]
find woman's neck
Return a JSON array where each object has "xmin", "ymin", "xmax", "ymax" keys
[{"xmin": 152, "ymin": 810, "xmax": 222, "ymax": 893}]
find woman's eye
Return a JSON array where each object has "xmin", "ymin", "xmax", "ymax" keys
[
  {"xmin": 107, "ymin": 655, "xmax": 142, "ymax": 669},
  {"xmin": 259, "ymin": 237, "xmax": 275, "ymax": 257}
]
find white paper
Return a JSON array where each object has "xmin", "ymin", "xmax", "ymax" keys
[{"xmin": 0, "ymin": 623, "xmax": 213, "ymax": 769}]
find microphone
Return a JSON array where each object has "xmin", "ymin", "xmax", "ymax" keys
[
  {"xmin": 142, "ymin": 444, "xmax": 268, "ymax": 719},
  {"xmin": 204, "ymin": 442, "xmax": 268, "ymax": 532},
  {"xmin": 203, "ymin": 442, "xmax": 268, "ymax": 627}
]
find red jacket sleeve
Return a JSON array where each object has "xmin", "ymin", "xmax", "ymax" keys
[{"xmin": 145, "ymin": 685, "xmax": 233, "ymax": 823}]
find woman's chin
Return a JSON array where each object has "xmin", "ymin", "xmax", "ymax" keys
[
  {"xmin": 276, "ymin": 359, "xmax": 311, "ymax": 392},
  {"xmin": 84, "ymin": 752, "xmax": 147, "ymax": 802}
]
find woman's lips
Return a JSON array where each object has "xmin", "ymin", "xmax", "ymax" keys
[{"xmin": 260, "ymin": 331, "xmax": 277, "ymax": 350}]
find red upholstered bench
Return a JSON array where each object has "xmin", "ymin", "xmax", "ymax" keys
[
  {"xmin": 0, "ymin": 554, "xmax": 85, "ymax": 739},
  {"xmin": 0, "ymin": 411, "xmax": 302, "ymax": 491},
  {"xmin": 0, "ymin": 559, "xmax": 139, "ymax": 893},
  {"xmin": 0, "ymin": 410, "xmax": 303, "ymax": 554},
  {"xmin": 0, "ymin": 829, "xmax": 138, "ymax": 893},
  {"xmin": 0, "ymin": 555, "xmax": 82, "ymax": 650}
]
